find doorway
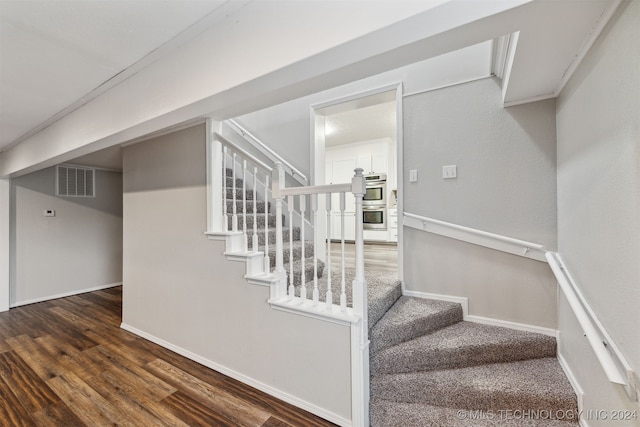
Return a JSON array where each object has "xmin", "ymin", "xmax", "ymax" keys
[{"xmin": 311, "ymin": 84, "xmax": 402, "ymax": 279}]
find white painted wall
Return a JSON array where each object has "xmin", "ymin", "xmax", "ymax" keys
[
  {"xmin": 122, "ymin": 125, "xmax": 352, "ymax": 423},
  {"xmin": 403, "ymin": 77, "xmax": 558, "ymax": 328},
  {"xmin": 556, "ymin": 1, "xmax": 640, "ymax": 422},
  {"xmin": 10, "ymin": 167, "xmax": 122, "ymax": 306},
  {"xmin": 0, "ymin": 178, "xmax": 9, "ymax": 311}
]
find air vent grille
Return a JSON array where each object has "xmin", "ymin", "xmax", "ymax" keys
[{"xmin": 57, "ymin": 166, "xmax": 95, "ymax": 197}]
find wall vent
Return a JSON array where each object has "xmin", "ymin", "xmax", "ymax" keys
[{"xmin": 56, "ymin": 166, "xmax": 95, "ymax": 197}]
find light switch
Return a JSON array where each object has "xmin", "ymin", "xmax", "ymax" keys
[
  {"xmin": 409, "ymin": 169, "xmax": 418, "ymax": 183},
  {"xmin": 442, "ymin": 165, "xmax": 457, "ymax": 179},
  {"xmin": 44, "ymin": 209, "xmax": 56, "ymax": 217}
]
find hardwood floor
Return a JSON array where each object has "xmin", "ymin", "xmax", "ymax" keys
[
  {"xmin": 329, "ymin": 242, "xmax": 398, "ymax": 273},
  {"xmin": 0, "ymin": 287, "xmax": 337, "ymax": 427}
]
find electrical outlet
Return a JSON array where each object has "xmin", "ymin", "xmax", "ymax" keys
[
  {"xmin": 442, "ymin": 165, "xmax": 457, "ymax": 179},
  {"xmin": 44, "ymin": 209, "xmax": 55, "ymax": 217}
]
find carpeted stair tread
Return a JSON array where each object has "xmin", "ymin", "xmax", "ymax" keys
[
  {"xmin": 266, "ymin": 241, "xmax": 316, "ymax": 268},
  {"xmin": 293, "ymin": 266, "xmax": 400, "ymax": 309},
  {"xmin": 372, "ymin": 321, "xmax": 557, "ymax": 375},
  {"xmin": 283, "ymin": 258, "xmax": 325, "ymax": 287},
  {"xmin": 370, "ymin": 296, "xmax": 463, "ymax": 354},
  {"xmin": 371, "ymin": 400, "xmax": 580, "ymax": 427},
  {"xmin": 248, "ymin": 227, "xmax": 301, "ymax": 246},
  {"xmin": 371, "ymin": 357, "xmax": 577, "ymax": 416}
]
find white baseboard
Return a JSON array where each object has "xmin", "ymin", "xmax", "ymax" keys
[
  {"xmin": 10, "ymin": 282, "xmax": 122, "ymax": 308},
  {"xmin": 558, "ymin": 351, "xmax": 588, "ymax": 427},
  {"xmin": 403, "ymin": 290, "xmax": 469, "ymax": 317},
  {"xmin": 403, "ymin": 289, "xmax": 557, "ymax": 337},
  {"xmin": 465, "ymin": 314, "xmax": 557, "ymax": 337},
  {"xmin": 120, "ymin": 323, "xmax": 351, "ymax": 427}
]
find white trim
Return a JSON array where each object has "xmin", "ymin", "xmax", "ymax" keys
[
  {"xmin": 403, "ymin": 289, "xmax": 556, "ymax": 337},
  {"xmin": 120, "ymin": 322, "xmax": 351, "ymax": 427},
  {"xmin": 465, "ymin": 314, "xmax": 558, "ymax": 338},
  {"xmin": 269, "ymin": 297, "xmax": 359, "ymax": 327},
  {"xmin": 10, "ymin": 282, "xmax": 122, "ymax": 308},
  {"xmin": 310, "ymin": 83, "xmax": 402, "ymax": 112},
  {"xmin": 0, "ymin": 178, "xmax": 9, "ymax": 312},
  {"xmin": 554, "ymin": 0, "xmax": 623, "ymax": 98},
  {"xmin": 502, "ymin": 92, "xmax": 556, "ymax": 108},
  {"xmin": 557, "ymin": 352, "xmax": 585, "ymax": 421},
  {"xmin": 402, "ymin": 75, "xmax": 490, "ymax": 99},
  {"xmin": 402, "ymin": 290, "xmax": 468, "ymax": 318},
  {"xmin": 403, "ymin": 212, "xmax": 547, "ymax": 262},
  {"xmin": 394, "ymin": 83, "xmax": 405, "ymax": 285}
]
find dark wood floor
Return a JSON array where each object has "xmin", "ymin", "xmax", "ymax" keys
[{"xmin": 0, "ymin": 287, "xmax": 337, "ymax": 426}]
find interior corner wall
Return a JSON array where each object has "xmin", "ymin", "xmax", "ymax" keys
[
  {"xmin": 403, "ymin": 77, "xmax": 558, "ymax": 328},
  {"xmin": 556, "ymin": 1, "xmax": 640, "ymax": 421},
  {"xmin": 9, "ymin": 167, "xmax": 123, "ymax": 306},
  {"xmin": 0, "ymin": 178, "xmax": 9, "ymax": 312},
  {"xmin": 121, "ymin": 124, "xmax": 351, "ymax": 422}
]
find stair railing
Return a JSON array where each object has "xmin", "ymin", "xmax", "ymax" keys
[
  {"xmin": 271, "ymin": 163, "xmax": 370, "ymax": 426},
  {"xmin": 214, "ymin": 132, "xmax": 275, "ymax": 264},
  {"xmin": 226, "ymin": 119, "xmax": 308, "ymax": 186}
]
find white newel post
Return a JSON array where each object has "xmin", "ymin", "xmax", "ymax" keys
[
  {"xmin": 350, "ymin": 168, "xmax": 369, "ymax": 426},
  {"xmin": 272, "ymin": 163, "xmax": 287, "ymax": 299}
]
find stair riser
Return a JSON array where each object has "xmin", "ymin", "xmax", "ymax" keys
[
  {"xmin": 285, "ymin": 262, "xmax": 325, "ymax": 287},
  {"xmin": 226, "ymin": 200, "xmax": 271, "ymax": 214},
  {"xmin": 266, "ymin": 242, "xmax": 315, "ymax": 268},
  {"xmin": 252, "ymin": 228, "xmax": 300, "ymax": 246},
  {"xmin": 372, "ymin": 383, "xmax": 576, "ymax": 418},
  {"xmin": 371, "ymin": 325, "xmax": 557, "ymax": 375},
  {"xmin": 370, "ymin": 300, "xmax": 463, "ymax": 354},
  {"xmin": 226, "ymin": 214, "xmax": 284, "ymax": 230},
  {"xmin": 226, "ymin": 189, "xmax": 255, "ymax": 200},
  {"xmin": 225, "ymin": 177, "xmax": 245, "ymax": 188}
]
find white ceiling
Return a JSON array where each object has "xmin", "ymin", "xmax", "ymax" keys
[
  {"xmin": 325, "ymin": 100, "xmax": 397, "ymax": 148},
  {"xmin": 0, "ymin": 0, "xmax": 227, "ymax": 150},
  {"xmin": 0, "ymin": 0, "xmax": 620, "ymax": 172}
]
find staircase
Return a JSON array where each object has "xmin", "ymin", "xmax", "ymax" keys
[
  {"xmin": 225, "ymin": 169, "xmax": 324, "ymax": 286},
  {"xmin": 214, "ymin": 130, "xmax": 580, "ymax": 427},
  {"xmin": 368, "ymin": 285, "xmax": 580, "ymax": 427}
]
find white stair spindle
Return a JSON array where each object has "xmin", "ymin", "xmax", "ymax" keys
[
  {"xmin": 232, "ymin": 152, "xmax": 238, "ymax": 232},
  {"xmin": 325, "ymin": 192, "xmax": 333, "ymax": 308},
  {"xmin": 263, "ymin": 174, "xmax": 270, "ymax": 273},
  {"xmin": 299, "ymin": 195, "xmax": 307, "ymax": 302},
  {"xmin": 252, "ymin": 166, "xmax": 258, "ymax": 252},
  {"xmin": 311, "ymin": 194, "xmax": 319, "ymax": 305},
  {"xmin": 340, "ymin": 191, "xmax": 347, "ymax": 311},
  {"xmin": 242, "ymin": 159, "xmax": 248, "ymax": 251},
  {"xmin": 288, "ymin": 195, "xmax": 295, "ymax": 298},
  {"xmin": 222, "ymin": 146, "xmax": 229, "ymax": 232}
]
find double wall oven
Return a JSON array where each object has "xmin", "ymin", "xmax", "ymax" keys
[{"xmin": 363, "ymin": 173, "xmax": 387, "ymax": 230}]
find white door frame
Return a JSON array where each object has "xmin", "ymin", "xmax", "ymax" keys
[
  {"xmin": 309, "ymin": 82, "xmax": 404, "ymax": 282},
  {"xmin": 0, "ymin": 178, "xmax": 10, "ymax": 312}
]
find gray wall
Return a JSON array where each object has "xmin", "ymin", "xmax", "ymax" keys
[
  {"xmin": 556, "ymin": 0, "xmax": 639, "ymax": 420},
  {"xmin": 403, "ymin": 77, "xmax": 559, "ymax": 328},
  {"xmin": 122, "ymin": 124, "xmax": 352, "ymax": 421},
  {"xmin": 10, "ymin": 166, "xmax": 122, "ymax": 305}
]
